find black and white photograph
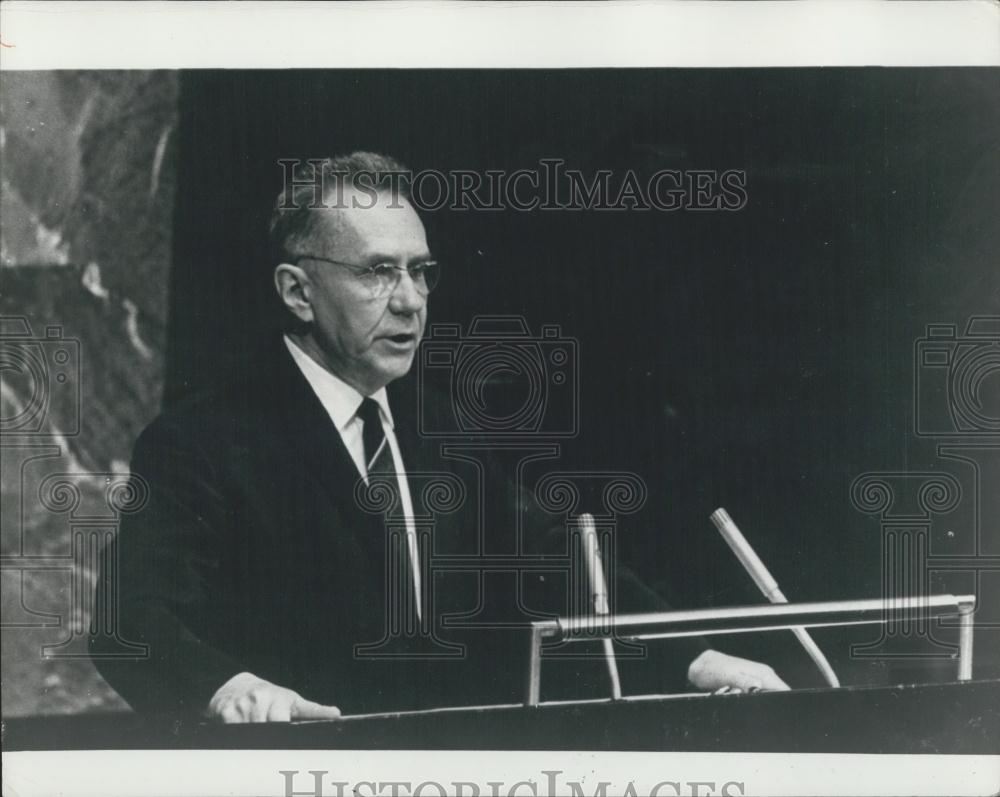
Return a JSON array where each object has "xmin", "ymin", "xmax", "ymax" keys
[{"xmin": 2, "ymin": 3, "xmax": 998, "ymax": 795}]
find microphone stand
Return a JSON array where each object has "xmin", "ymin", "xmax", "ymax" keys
[
  {"xmin": 710, "ymin": 507, "xmax": 840, "ymax": 688},
  {"xmin": 580, "ymin": 513, "xmax": 623, "ymax": 699}
]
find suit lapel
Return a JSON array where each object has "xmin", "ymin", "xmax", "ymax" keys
[{"xmin": 258, "ymin": 338, "xmax": 377, "ymax": 532}]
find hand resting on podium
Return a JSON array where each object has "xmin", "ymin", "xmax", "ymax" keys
[
  {"xmin": 686, "ymin": 649, "xmax": 790, "ymax": 693},
  {"xmin": 207, "ymin": 672, "xmax": 343, "ymax": 723},
  {"xmin": 205, "ymin": 649, "xmax": 788, "ymax": 723}
]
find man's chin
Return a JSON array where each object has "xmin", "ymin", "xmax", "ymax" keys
[{"xmin": 375, "ymin": 352, "xmax": 417, "ymax": 384}]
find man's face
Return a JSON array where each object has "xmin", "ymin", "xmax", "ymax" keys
[{"xmin": 301, "ymin": 190, "xmax": 430, "ymax": 395}]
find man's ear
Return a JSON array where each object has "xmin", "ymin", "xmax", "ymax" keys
[{"xmin": 274, "ymin": 263, "xmax": 314, "ymax": 324}]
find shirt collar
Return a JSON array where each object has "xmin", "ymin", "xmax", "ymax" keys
[{"xmin": 283, "ymin": 335, "xmax": 394, "ymax": 431}]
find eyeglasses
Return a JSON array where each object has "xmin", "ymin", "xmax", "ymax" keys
[{"xmin": 292, "ymin": 255, "xmax": 441, "ymax": 300}]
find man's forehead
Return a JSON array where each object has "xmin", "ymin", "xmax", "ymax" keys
[{"xmin": 311, "ymin": 189, "xmax": 425, "ymax": 252}]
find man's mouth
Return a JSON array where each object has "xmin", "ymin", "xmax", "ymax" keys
[{"xmin": 384, "ymin": 333, "xmax": 417, "ymax": 346}]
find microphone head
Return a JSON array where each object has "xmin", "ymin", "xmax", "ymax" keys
[{"xmin": 709, "ymin": 507, "xmax": 733, "ymax": 530}]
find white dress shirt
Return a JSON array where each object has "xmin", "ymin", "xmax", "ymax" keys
[{"xmin": 284, "ymin": 335, "xmax": 422, "ymax": 620}]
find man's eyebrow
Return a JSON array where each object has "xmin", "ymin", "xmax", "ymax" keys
[{"xmin": 362, "ymin": 252, "xmax": 435, "ymax": 265}]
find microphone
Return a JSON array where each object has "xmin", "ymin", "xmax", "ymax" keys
[
  {"xmin": 579, "ymin": 513, "xmax": 622, "ymax": 699},
  {"xmin": 710, "ymin": 507, "xmax": 840, "ymax": 688}
]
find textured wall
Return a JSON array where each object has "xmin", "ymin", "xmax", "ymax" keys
[{"xmin": 1, "ymin": 71, "xmax": 178, "ymax": 715}]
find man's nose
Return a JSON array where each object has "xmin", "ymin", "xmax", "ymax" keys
[{"xmin": 387, "ymin": 270, "xmax": 426, "ymax": 314}]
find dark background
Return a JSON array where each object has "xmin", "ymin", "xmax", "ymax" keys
[{"xmin": 168, "ymin": 69, "xmax": 999, "ymax": 687}]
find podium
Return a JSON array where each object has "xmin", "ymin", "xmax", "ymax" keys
[
  {"xmin": 4, "ymin": 594, "xmax": 993, "ymax": 754},
  {"xmin": 3, "ymin": 680, "xmax": 998, "ymax": 754}
]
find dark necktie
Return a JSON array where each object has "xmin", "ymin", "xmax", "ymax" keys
[
  {"xmin": 359, "ymin": 396, "xmax": 393, "ymax": 476},
  {"xmin": 356, "ymin": 396, "xmax": 422, "ymax": 621}
]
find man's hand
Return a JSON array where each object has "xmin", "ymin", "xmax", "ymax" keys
[
  {"xmin": 687, "ymin": 649, "xmax": 790, "ymax": 693},
  {"xmin": 207, "ymin": 672, "xmax": 343, "ymax": 723}
]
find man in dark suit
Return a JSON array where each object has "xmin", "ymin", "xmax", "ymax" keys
[{"xmin": 90, "ymin": 152, "xmax": 787, "ymax": 722}]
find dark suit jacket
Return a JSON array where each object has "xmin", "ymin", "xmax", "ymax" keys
[{"xmin": 90, "ymin": 338, "xmax": 706, "ymax": 716}]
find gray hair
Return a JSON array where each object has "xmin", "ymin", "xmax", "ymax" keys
[{"xmin": 268, "ymin": 151, "xmax": 412, "ymax": 264}]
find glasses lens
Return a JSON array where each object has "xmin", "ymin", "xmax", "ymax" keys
[
  {"xmin": 364, "ymin": 262, "xmax": 441, "ymax": 298},
  {"xmin": 366, "ymin": 264, "xmax": 397, "ymax": 298},
  {"xmin": 416, "ymin": 261, "xmax": 440, "ymax": 293}
]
